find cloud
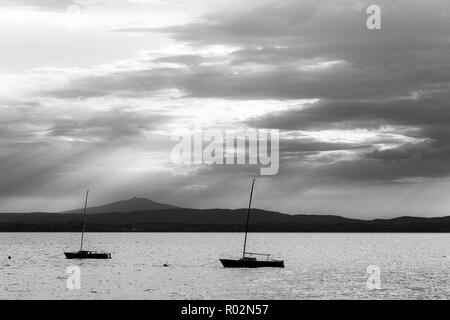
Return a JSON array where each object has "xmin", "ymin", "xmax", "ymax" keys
[
  {"xmin": 151, "ymin": 2, "xmax": 318, "ymax": 44},
  {"xmin": 44, "ymin": 50, "xmax": 450, "ymax": 102},
  {"xmin": 247, "ymin": 90, "xmax": 450, "ymax": 181},
  {"xmin": 46, "ymin": 109, "xmax": 171, "ymax": 142},
  {"xmin": 47, "ymin": 0, "xmax": 450, "ymax": 103},
  {"xmin": 278, "ymin": 137, "xmax": 371, "ymax": 160},
  {"xmin": 248, "ymin": 93, "xmax": 450, "ymax": 131},
  {"xmin": 44, "ymin": 67, "xmax": 185, "ymax": 99},
  {"xmin": 3, "ymin": 0, "xmax": 450, "ymax": 216},
  {"xmin": 1, "ymin": 0, "xmax": 78, "ymax": 11},
  {"xmin": 0, "ymin": 97, "xmax": 175, "ymax": 204},
  {"xmin": 23, "ymin": 0, "xmax": 450, "ymax": 186}
]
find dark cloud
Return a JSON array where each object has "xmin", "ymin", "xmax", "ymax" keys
[
  {"xmin": 47, "ymin": 109, "xmax": 170, "ymax": 142},
  {"xmin": 115, "ymin": 0, "xmax": 450, "ymax": 66},
  {"xmin": 151, "ymin": 54, "xmax": 206, "ymax": 66},
  {"xmin": 50, "ymin": 1, "xmax": 450, "ymax": 102},
  {"xmin": 44, "ymin": 68, "xmax": 184, "ymax": 99},
  {"xmin": 316, "ymin": 156, "xmax": 450, "ymax": 182},
  {"xmin": 248, "ymin": 93, "xmax": 450, "ymax": 131},
  {"xmin": 279, "ymin": 138, "xmax": 370, "ymax": 154},
  {"xmin": 248, "ymin": 90, "xmax": 450, "ymax": 180},
  {"xmin": 154, "ymin": 2, "xmax": 318, "ymax": 44},
  {"xmin": 45, "ymin": 54, "xmax": 450, "ymax": 101},
  {"xmin": 45, "ymin": 88, "xmax": 108, "ymax": 99},
  {"xmin": 106, "ymin": 0, "xmax": 450, "ymax": 102}
]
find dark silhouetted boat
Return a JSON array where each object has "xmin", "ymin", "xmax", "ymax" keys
[
  {"xmin": 64, "ymin": 190, "xmax": 111, "ymax": 260},
  {"xmin": 219, "ymin": 179, "xmax": 284, "ymax": 268},
  {"xmin": 64, "ymin": 251, "xmax": 111, "ymax": 259}
]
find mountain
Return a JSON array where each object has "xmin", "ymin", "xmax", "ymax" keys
[
  {"xmin": 1, "ymin": 204, "xmax": 450, "ymax": 232},
  {"xmin": 61, "ymin": 197, "xmax": 178, "ymax": 214}
]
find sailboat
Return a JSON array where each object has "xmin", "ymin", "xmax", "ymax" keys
[
  {"xmin": 64, "ymin": 190, "xmax": 111, "ymax": 259},
  {"xmin": 219, "ymin": 179, "xmax": 284, "ymax": 268}
]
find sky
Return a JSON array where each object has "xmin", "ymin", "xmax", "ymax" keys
[{"xmin": 1, "ymin": 0, "xmax": 450, "ymax": 218}]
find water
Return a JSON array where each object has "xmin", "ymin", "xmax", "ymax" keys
[{"xmin": 0, "ymin": 233, "xmax": 449, "ymax": 299}]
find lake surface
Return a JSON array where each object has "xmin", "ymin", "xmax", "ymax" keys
[{"xmin": 1, "ymin": 233, "xmax": 449, "ymax": 299}]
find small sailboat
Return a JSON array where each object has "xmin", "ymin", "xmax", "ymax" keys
[
  {"xmin": 220, "ymin": 179, "xmax": 284, "ymax": 268},
  {"xmin": 64, "ymin": 190, "xmax": 111, "ymax": 259}
]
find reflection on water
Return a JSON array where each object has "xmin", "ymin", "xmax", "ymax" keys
[{"xmin": 0, "ymin": 232, "xmax": 449, "ymax": 299}]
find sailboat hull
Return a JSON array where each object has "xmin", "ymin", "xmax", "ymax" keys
[
  {"xmin": 220, "ymin": 259, "xmax": 284, "ymax": 268},
  {"xmin": 64, "ymin": 251, "xmax": 111, "ymax": 259}
]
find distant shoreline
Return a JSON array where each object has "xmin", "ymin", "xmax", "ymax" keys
[
  {"xmin": 2, "ymin": 223, "xmax": 450, "ymax": 232},
  {"xmin": 2, "ymin": 207, "xmax": 450, "ymax": 232},
  {"xmin": 1, "ymin": 231, "xmax": 450, "ymax": 233}
]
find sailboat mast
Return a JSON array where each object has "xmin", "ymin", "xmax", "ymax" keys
[
  {"xmin": 242, "ymin": 179, "xmax": 255, "ymax": 259},
  {"xmin": 80, "ymin": 190, "xmax": 89, "ymax": 251}
]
